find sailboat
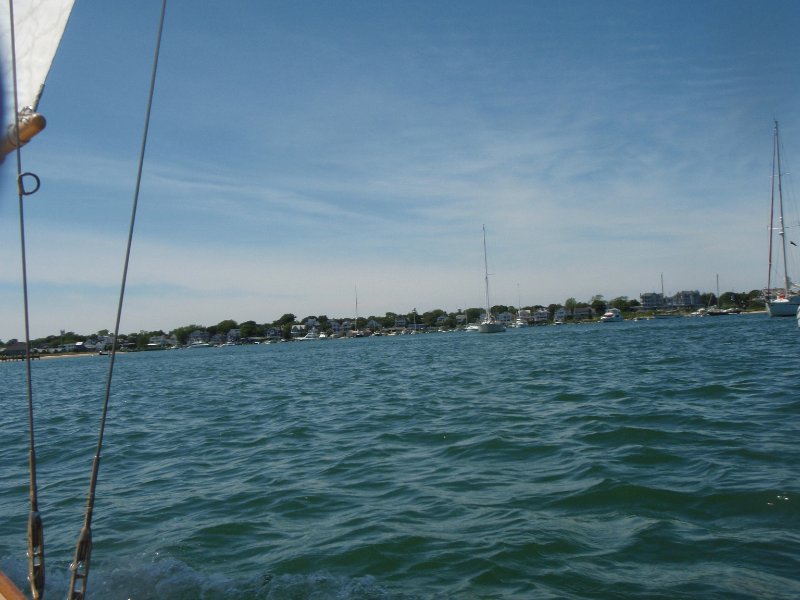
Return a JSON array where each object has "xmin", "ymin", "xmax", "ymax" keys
[
  {"xmin": 478, "ymin": 225, "xmax": 504, "ymax": 333},
  {"xmin": 512, "ymin": 283, "xmax": 529, "ymax": 327},
  {"xmin": 352, "ymin": 285, "xmax": 364, "ymax": 337},
  {"xmin": 2, "ymin": 1, "xmax": 167, "ymax": 598},
  {"xmin": 765, "ymin": 121, "xmax": 800, "ymax": 317}
]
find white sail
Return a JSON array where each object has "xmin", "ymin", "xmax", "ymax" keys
[{"xmin": 0, "ymin": 0, "xmax": 75, "ymax": 118}]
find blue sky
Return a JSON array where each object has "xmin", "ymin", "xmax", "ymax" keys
[{"xmin": 1, "ymin": 0, "xmax": 798, "ymax": 339}]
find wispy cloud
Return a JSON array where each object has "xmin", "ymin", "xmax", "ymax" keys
[{"xmin": 0, "ymin": 1, "xmax": 797, "ymax": 339}]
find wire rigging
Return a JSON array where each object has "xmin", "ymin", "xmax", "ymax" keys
[
  {"xmin": 7, "ymin": 0, "xmax": 47, "ymax": 597},
  {"xmin": 66, "ymin": 1, "xmax": 169, "ymax": 598}
]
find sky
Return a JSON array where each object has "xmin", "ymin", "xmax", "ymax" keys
[{"xmin": 0, "ymin": 0, "xmax": 798, "ymax": 340}]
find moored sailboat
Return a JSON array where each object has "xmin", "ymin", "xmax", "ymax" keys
[
  {"xmin": 765, "ymin": 121, "xmax": 800, "ymax": 316},
  {"xmin": 478, "ymin": 225, "xmax": 504, "ymax": 333}
]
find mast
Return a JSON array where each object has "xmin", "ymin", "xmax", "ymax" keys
[
  {"xmin": 768, "ymin": 124, "xmax": 777, "ymax": 297},
  {"xmin": 775, "ymin": 121, "xmax": 790, "ymax": 293},
  {"xmin": 483, "ymin": 225, "xmax": 491, "ymax": 320}
]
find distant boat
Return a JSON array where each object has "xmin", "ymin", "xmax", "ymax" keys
[
  {"xmin": 765, "ymin": 121, "xmax": 800, "ymax": 316},
  {"xmin": 189, "ymin": 341, "xmax": 213, "ymax": 348},
  {"xmin": 352, "ymin": 285, "xmax": 365, "ymax": 337},
  {"xmin": 600, "ymin": 308, "xmax": 623, "ymax": 322},
  {"xmin": 478, "ymin": 225, "xmax": 504, "ymax": 333},
  {"xmin": 512, "ymin": 284, "xmax": 529, "ymax": 327},
  {"xmin": 297, "ymin": 328, "xmax": 320, "ymax": 340}
]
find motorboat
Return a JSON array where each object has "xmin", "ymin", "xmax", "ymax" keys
[{"xmin": 600, "ymin": 308, "xmax": 623, "ymax": 322}]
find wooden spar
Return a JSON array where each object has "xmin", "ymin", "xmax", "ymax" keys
[{"xmin": 0, "ymin": 571, "xmax": 27, "ymax": 600}]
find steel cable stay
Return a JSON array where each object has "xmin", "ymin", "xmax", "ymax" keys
[
  {"xmin": 3, "ymin": 0, "xmax": 167, "ymax": 598},
  {"xmin": 66, "ymin": 2, "xmax": 168, "ymax": 598},
  {"xmin": 7, "ymin": 0, "xmax": 46, "ymax": 597}
]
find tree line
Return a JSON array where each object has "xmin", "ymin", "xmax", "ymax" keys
[{"xmin": 1, "ymin": 289, "xmax": 765, "ymax": 349}]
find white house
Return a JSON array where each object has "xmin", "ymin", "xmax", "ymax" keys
[{"xmin": 497, "ymin": 311, "xmax": 514, "ymax": 326}]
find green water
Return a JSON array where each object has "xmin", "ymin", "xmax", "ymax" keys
[{"xmin": 1, "ymin": 315, "xmax": 798, "ymax": 598}]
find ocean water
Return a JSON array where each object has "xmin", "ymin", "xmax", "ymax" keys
[{"xmin": 1, "ymin": 314, "xmax": 799, "ymax": 599}]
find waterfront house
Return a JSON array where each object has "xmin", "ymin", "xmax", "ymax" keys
[
  {"xmin": 147, "ymin": 334, "xmax": 175, "ymax": 349},
  {"xmin": 1, "ymin": 341, "xmax": 28, "ymax": 357},
  {"xmin": 671, "ymin": 290, "xmax": 702, "ymax": 309},
  {"xmin": 573, "ymin": 307, "xmax": 594, "ymax": 320},
  {"xmin": 554, "ymin": 307, "xmax": 568, "ymax": 322},
  {"xmin": 533, "ymin": 309, "xmax": 549, "ymax": 324},
  {"xmin": 497, "ymin": 312, "xmax": 514, "ymax": 327},
  {"xmin": 640, "ymin": 292, "xmax": 665, "ymax": 310},
  {"xmin": 189, "ymin": 330, "xmax": 210, "ymax": 344}
]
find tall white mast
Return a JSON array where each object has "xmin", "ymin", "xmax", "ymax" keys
[
  {"xmin": 775, "ymin": 121, "xmax": 790, "ymax": 292},
  {"xmin": 483, "ymin": 225, "xmax": 491, "ymax": 319}
]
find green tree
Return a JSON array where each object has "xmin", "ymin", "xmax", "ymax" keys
[
  {"xmin": 590, "ymin": 295, "xmax": 607, "ymax": 314},
  {"xmin": 746, "ymin": 289, "xmax": 764, "ymax": 309},
  {"xmin": 170, "ymin": 325, "xmax": 204, "ymax": 346},
  {"xmin": 421, "ymin": 309, "xmax": 446, "ymax": 327},
  {"xmin": 700, "ymin": 292, "xmax": 717, "ymax": 307},
  {"xmin": 239, "ymin": 320, "xmax": 259, "ymax": 338},
  {"xmin": 216, "ymin": 319, "xmax": 238, "ymax": 334},
  {"xmin": 277, "ymin": 313, "xmax": 296, "ymax": 326},
  {"xmin": 610, "ymin": 296, "xmax": 629, "ymax": 311}
]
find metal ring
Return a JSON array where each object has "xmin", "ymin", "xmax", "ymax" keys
[{"xmin": 19, "ymin": 172, "xmax": 41, "ymax": 196}]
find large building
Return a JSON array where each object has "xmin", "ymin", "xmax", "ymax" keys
[
  {"xmin": 671, "ymin": 290, "xmax": 702, "ymax": 308},
  {"xmin": 639, "ymin": 292, "xmax": 665, "ymax": 309},
  {"xmin": 640, "ymin": 290, "xmax": 702, "ymax": 309}
]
